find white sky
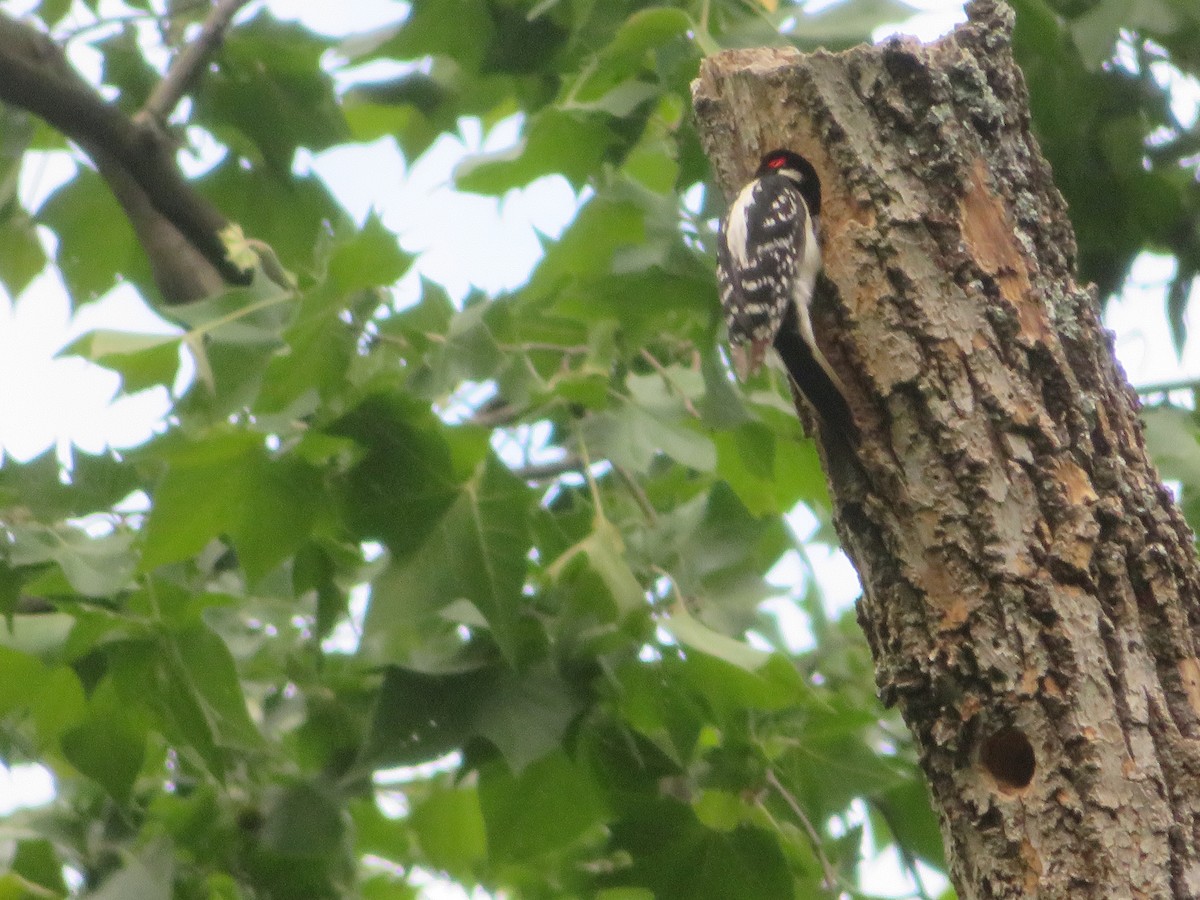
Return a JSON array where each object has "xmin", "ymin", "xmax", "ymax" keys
[{"xmin": 0, "ymin": 0, "xmax": 1197, "ymax": 897}]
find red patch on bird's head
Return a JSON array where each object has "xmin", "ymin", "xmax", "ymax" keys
[{"xmin": 766, "ymin": 155, "xmax": 787, "ymax": 169}]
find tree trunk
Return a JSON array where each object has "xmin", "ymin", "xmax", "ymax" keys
[{"xmin": 692, "ymin": 3, "xmax": 1200, "ymax": 897}]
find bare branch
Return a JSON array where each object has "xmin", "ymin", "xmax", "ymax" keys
[
  {"xmin": 509, "ymin": 455, "xmax": 583, "ymax": 482},
  {"xmin": 764, "ymin": 769, "xmax": 839, "ymax": 893},
  {"xmin": 0, "ymin": 11, "xmax": 249, "ymax": 299},
  {"xmin": 137, "ymin": 0, "xmax": 254, "ymax": 127},
  {"xmin": 467, "ymin": 398, "xmax": 525, "ymax": 429},
  {"xmin": 613, "ymin": 463, "xmax": 657, "ymax": 523}
]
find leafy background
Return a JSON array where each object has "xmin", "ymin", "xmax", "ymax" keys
[{"xmin": 0, "ymin": 0, "xmax": 1198, "ymax": 898}]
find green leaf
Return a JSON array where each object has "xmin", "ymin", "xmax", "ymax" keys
[
  {"xmin": 31, "ymin": 666, "xmax": 86, "ymax": 744},
  {"xmin": 0, "ymin": 647, "xmax": 48, "ymax": 718},
  {"xmin": 199, "ymin": 12, "xmax": 346, "ymax": 171},
  {"xmin": 256, "ymin": 282, "xmax": 357, "ymax": 417},
  {"xmin": 409, "ymin": 300, "xmax": 509, "ymax": 398},
  {"xmin": 409, "ymin": 785, "xmax": 488, "ymax": 878},
  {"xmin": 474, "ymin": 661, "xmax": 583, "ymax": 771},
  {"xmin": 341, "ymin": 66, "xmax": 464, "ymax": 157},
  {"xmin": 456, "ymin": 109, "xmax": 621, "ymax": 194},
  {"xmin": 693, "ymin": 789, "xmax": 750, "ymax": 832},
  {"xmin": 367, "ymin": 658, "xmax": 580, "ymax": 776},
  {"xmin": 609, "ymin": 801, "xmax": 793, "ymax": 900},
  {"xmin": 581, "ymin": 400, "xmax": 716, "ymax": 474},
  {"xmin": 98, "ymin": 24, "xmax": 159, "ymax": 112},
  {"xmin": 714, "ymin": 415, "xmax": 831, "ymax": 519},
  {"xmin": 0, "ymin": 612, "xmax": 74, "ymax": 660},
  {"xmin": 0, "ymin": 451, "xmax": 138, "ymax": 521},
  {"xmin": 61, "ymin": 677, "xmax": 146, "ymax": 801},
  {"xmin": 361, "ymin": 454, "xmax": 533, "ymax": 666},
  {"xmin": 568, "ymin": 80, "xmax": 662, "ymax": 117},
  {"xmin": 359, "ymin": 875, "xmax": 419, "ymax": 900},
  {"xmin": 0, "ymin": 871, "xmax": 64, "ymax": 900},
  {"xmin": 37, "ymin": 0, "xmax": 72, "ymax": 26},
  {"xmin": 38, "ymin": 167, "xmax": 149, "ymax": 304},
  {"xmin": 664, "ymin": 606, "xmax": 771, "ymax": 674},
  {"xmin": 364, "ymin": 666, "xmax": 493, "ymax": 767},
  {"xmin": 350, "ymin": 795, "xmax": 414, "ymax": 865},
  {"xmin": 603, "ymin": 8, "xmax": 692, "ymax": 68},
  {"xmin": 872, "ymin": 777, "xmax": 945, "ymax": 868},
  {"xmin": 1070, "ymin": 0, "xmax": 1179, "ymax": 69},
  {"xmin": 170, "ymin": 623, "xmax": 263, "ymax": 751},
  {"xmin": 11, "ymin": 839, "xmax": 68, "ymax": 895},
  {"xmin": 8, "ymin": 523, "xmax": 137, "ymax": 598},
  {"xmin": 551, "ymin": 266, "xmax": 715, "ymax": 345},
  {"xmin": 105, "ymin": 628, "xmax": 260, "ymax": 779},
  {"xmin": 639, "ymin": 486, "xmax": 785, "ymax": 632},
  {"xmin": 167, "ymin": 281, "xmax": 294, "ymax": 348},
  {"xmin": 85, "ymin": 839, "xmax": 173, "ymax": 900},
  {"xmin": 777, "ymin": 699, "xmax": 912, "ymax": 814},
  {"xmin": 374, "ymin": 0, "xmax": 494, "ymax": 70},
  {"xmin": 0, "ymin": 619, "xmax": 84, "ymax": 753},
  {"xmin": 330, "ymin": 393, "xmax": 463, "ymax": 558},
  {"xmin": 140, "ymin": 429, "xmax": 259, "ymax": 569},
  {"xmin": 698, "ymin": 348, "xmax": 750, "ymax": 428},
  {"xmin": 232, "ymin": 453, "xmax": 325, "ymax": 581},
  {"xmin": 478, "ymin": 750, "xmax": 606, "ymax": 864},
  {"xmin": 0, "ymin": 105, "xmax": 34, "ymax": 208},
  {"xmin": 260, "ymin": 781, "xmax": 346, "ymax": 859},
  {"xmin": 327, "ymin": 214, "xmax": 411, "ymax": 293},
  {"xmin": 0, "ymin": 213, "xmax": 46, "ymax": 297},
  {"xmin": 1143, "ymin": 405, "xmax": 1200, "ymax": 491},
  {"xmin": 141, "ymin": 428, "xmax": 321, "ymax": 579},
  {"xmin": 663, "ymin": 607, "xmax": 807, "ymax": 717},
  {"xmin": 613, "ymin": 659, "xmax": 703, "ymax": 763},
  {"xmin": 571, "ymin": 8, "xmax": 693, "ymax": 109},
  {"xmin": 524, "ymin": 195, "xmax": 646, "ymax": 294},
  {"xmin": 548, "ymin": 515, "xmax": 646, "ymax": 619},
  {"xmin": 61, "ymin": 330, "xmax": 180, "ymax": 394}
]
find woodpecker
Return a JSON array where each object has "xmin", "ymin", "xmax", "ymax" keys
[{"xmin": 717, "ymin": 149, "xmax": 850, "ymax": 428}]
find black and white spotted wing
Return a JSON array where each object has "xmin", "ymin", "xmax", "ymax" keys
[{"xmin": 717, "ymin": 174, "xmax": 809, "ymax": 378}]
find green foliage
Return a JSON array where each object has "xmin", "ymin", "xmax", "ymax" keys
[
  {"xmin": 1009, "ymin": 0, "xmax": 1200, "ymax": 344},
  {"xmin": 2, "ymin": 0, "xmax": 1196, "ymax": 898}
]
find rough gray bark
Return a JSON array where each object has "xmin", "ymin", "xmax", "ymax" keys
[{"xmin": 693, "ymin": 3, "xmax": 1200, "ymax": 898}]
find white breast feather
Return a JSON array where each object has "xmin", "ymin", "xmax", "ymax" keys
[
  {"xmin": 793, "ymin": 210, "xmax": 821, "ymax": 313},
  {"xmin": 724, "ymin": 180, "xmax": 758, "ymax": 268}
]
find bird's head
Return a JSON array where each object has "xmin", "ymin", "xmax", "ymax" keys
[{"xmin": 756, "ymin": 149, "xmax": 820, "ymax": 216}]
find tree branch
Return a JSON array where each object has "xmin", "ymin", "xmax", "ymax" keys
[
  {"xmin": 0, "ymin": 11, "xmax": 249, "ymax": 300},
  {"xmin": 764, "ymin": 769, "xmax": 839, "ymax": 893},
  {"xmin": 137, "ymin": 0, "xmax": 253, "ymax": 127},
  {"xmin": 509, "ymin": 455, "xmax": 583, "ymax": 482}
]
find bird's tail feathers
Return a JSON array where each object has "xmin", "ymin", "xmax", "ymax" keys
[{"xmin": 772, "ymin": 302, "xmax": 854, "ymax": 435}]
